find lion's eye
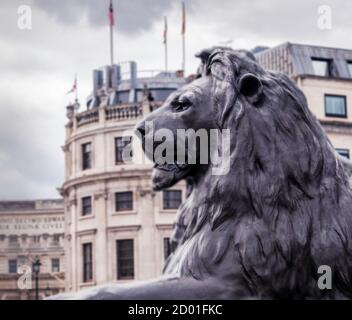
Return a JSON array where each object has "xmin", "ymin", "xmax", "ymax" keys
[{"xmin": 173, "ymin": 100, "xmax": 192, "ymax": 113}]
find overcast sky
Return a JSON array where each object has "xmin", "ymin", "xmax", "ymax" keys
[{"xmin": 0, "ymin": 0, "xmax": 351, "ymax": 200}]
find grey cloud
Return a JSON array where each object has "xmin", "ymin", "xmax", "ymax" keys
[
  {"xmin": 0, "ymin": 0, "xmax": 351, "ymax": 201},
  {"xmin": 192, "ymin": 0, "xmax": 352, "ymax": 50},
  {"xmin": 0, "ymin": 96, "xmax": 64, "ymax": 200},
  {"xmin": 32, "ymin": 0, "xmax": 178, "ymax": 34}
]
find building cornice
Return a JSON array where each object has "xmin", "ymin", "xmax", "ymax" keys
[
  {"xmin": 62, "ymin": 168, "xmax": 152, "ymax": 192},
  {"xmin": 156, "ymin": 224, "xmax": 174, "ymax": 230},
  {"xmin": 0, "ymin": 209, "xmax": 64, "ymax": 215},
  {"xmin": 0, "ymin": 272, "xmax": 65, "ymax": 281},
  {"xmin": 76, "ymin": 228, "xmax": 97, "ymax": 236},
  {"xmin": 65, "ymin": 121, "xmax": 138, "ymax": 145},
  {"xmin": 297, "ymin": 74, "xmax": 352, "ymax": 83},
  {"xmin": 2, "ymin": 247, "xmax": 65, "ymax": 254},
  {"xmin": 320, "ymin": 120, "xmax": 352, "ymax": 134},
  {"xmin": 320, "ymin": 120, "xmax": 352, "ymax": 128}
]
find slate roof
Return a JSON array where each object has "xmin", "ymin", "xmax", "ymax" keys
[{"xmin": 255, "ymin": 42, "xmax": 352, "ymax": 79}]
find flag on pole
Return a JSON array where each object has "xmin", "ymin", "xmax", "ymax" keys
[
  {"xmin": 66, "ymin": 74, "xmax": 77, "ymax": 95},
  {"xmin": 163, "ymin": 16, "xmax": 168, "ymax": 44},
  {"xmin": 108, "ymin": 0, "xmax": 114, "ymax": 26},
  {"xmin": 181, "ymin": 2, "xmax": 186, "ymax": 35}
]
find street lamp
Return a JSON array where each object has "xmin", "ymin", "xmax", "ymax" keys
[{"xmin": 32, "ymin": 258, "xmax": 41, "ymax": 300}]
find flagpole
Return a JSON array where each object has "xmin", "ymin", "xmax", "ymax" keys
[
  {"xmin": 164, "ymin": 16, "xmax": 168, "ymax": 72},
  {"xmin": 182, "ymin": 2, "xmax": 186, "ymax": 75},
  {"xmin": 182, "ymin": 31, "xmax": 186, "ymax": 75},
  {"xmin": 165, "ymin": 38, "xmax": 168, "ymax": 72},
  {"xmin": 75, "ymin": 73, "xmax": 78, "ymax": 102},
  {"xmin": 110, "ymin": 22, "xmax": 114, "ymax": 65},
  {"xmin": 109, "ymin": 0, "xmax": 114, "ymax": 65}
]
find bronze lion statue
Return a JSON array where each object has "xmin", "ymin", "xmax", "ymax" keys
[{"xmin": 51, "ymin": 47, "xmax": 352, "ymax": 299}]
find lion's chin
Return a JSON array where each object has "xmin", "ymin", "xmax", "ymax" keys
[{"xmin": 152, "ymin": 164, "xmax": 191, "ymax": 191}]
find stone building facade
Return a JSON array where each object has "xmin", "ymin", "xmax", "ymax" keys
[
  {"xmin": 255, "ymin": 42, "xmax": 352, "ymax": 158},
  {"xmin": 62, "ymin": 63, "xmax": 186, "ymax": 292},
  {"xmin": 0, "ymin": 199, "xmax": 65, "ymax": 300}
]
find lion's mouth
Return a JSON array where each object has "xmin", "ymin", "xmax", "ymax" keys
[
  {"xmin": 152, "ymin": 163, "xmax": 191, "ymax": 191},
  {"xmin": 137, "ymin": 133, "xmax": 192, "ymax": 190}
]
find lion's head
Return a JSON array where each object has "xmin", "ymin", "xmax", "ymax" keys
[
  {"xmin": 136, "ymin": 47, "xmax": 267, "ymax": 190},
  {"xmin": 136, "ymin": 75, "xmax": 213, "ymax": 190}
]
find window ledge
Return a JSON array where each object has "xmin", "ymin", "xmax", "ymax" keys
[
  {"xmin": 116, "ymin": 278, "xmax": 135, "ymax": 282},
  {"xmin": 324, "ymin": 114, "xmax": 348, "ymax": 119},
  {"xmin": 111, "ymin": 210, "xmax": 137, "ymax": 216},
  {"xmin": 78, "ymin": 214, "xmax": 95, "ymax": 221}
]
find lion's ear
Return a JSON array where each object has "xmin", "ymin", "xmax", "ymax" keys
[{"xmin": 238, "ymin": 73, "xmax": 263, "ymax": 105}]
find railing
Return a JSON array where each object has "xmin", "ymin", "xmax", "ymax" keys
[
  {"xmin": 73, "ymin": 102, "xmax": 163, "ymax": 129},
  {"xmin": 119, "ymin": 69, "xmax": 180, "ymax": 80},
  {"xmin": 135, "ymin": 69, "xmax": 179, "ymax": 78},
  {"xmin": 76, "ymin": 109, "xmax": 99, "ymax": 127},
  {"xmin": 105, "ymin": 103, "xmax": 142, "ymax": 121}
]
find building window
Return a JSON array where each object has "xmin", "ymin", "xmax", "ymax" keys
[
  {"xmin": 311, "ymin": 58, "xmax": 331, "ymax": 76},
  {"xmin": 116, "ymin": 239, "xmax": 134, "ymax": 280},
  {"xmin": 9, "ymin": 235, "xmax": 18, "ymax": 244},
  {"xmin": 8, "ymin": 260, "xmax": 17, "ymax": 273},
  {"xmin": 163, "ymin": 237, "xmax": 172, "ymax": 260},
  {"xmin": 82, "ymin": 142, "xmax": 92, "ymax": 170},
  {"xmin": 82, "ymin": 243, "xmax": 93, "ymax": 282},
  {"xmin": 115, "ymin": 191, "xmax": 133, "ymax": 211},
  {"xmin": 53, "ymin": 234, "xmax": 60, "ymax": 243},
  {"xmin": 163, "ymin": 190, "xmax": 182, "ymax": 210},
  {"xmin": 115, "ymin": 136, "xmax": 133, "ymax": 164},
  {"xmin": 51, "ymin": 258, "xmax": 60, "ymax": 273},
  {"xmin": 347, "ymin": 61, "xmax": 352, "ymax": 77},
  {"xmin": 117, "ymin": 90, "xmax": 130, "ymax": 104},
  {"xmin": 336, "ymin": 148, "xmax": 350, "ymax": 159},
  {"xmin": 325, "ymin": 95, "xmax": 347, "ymax": 118},
  {"xmin": 81, "ymin": 196, "xmax": 92, "ymax": 216},
  {"xmin": 32, "ymin": 235, "xmax": 40, "ymax": 243}
]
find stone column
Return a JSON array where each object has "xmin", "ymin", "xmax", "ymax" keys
[
  {"xmin": 137, "ymin": 188, "xmax": 158, "ymax": 280},
  {"xmin": 67, "ymin": 195, "xmax": 77, "ymax": 291},
  {"xmin": 98, "ymin": 106, "xmax": 106, "ymax": 126},
  {"xmin": 94, "ymin": 189, "xmax": 108, "ymax": 285}
]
